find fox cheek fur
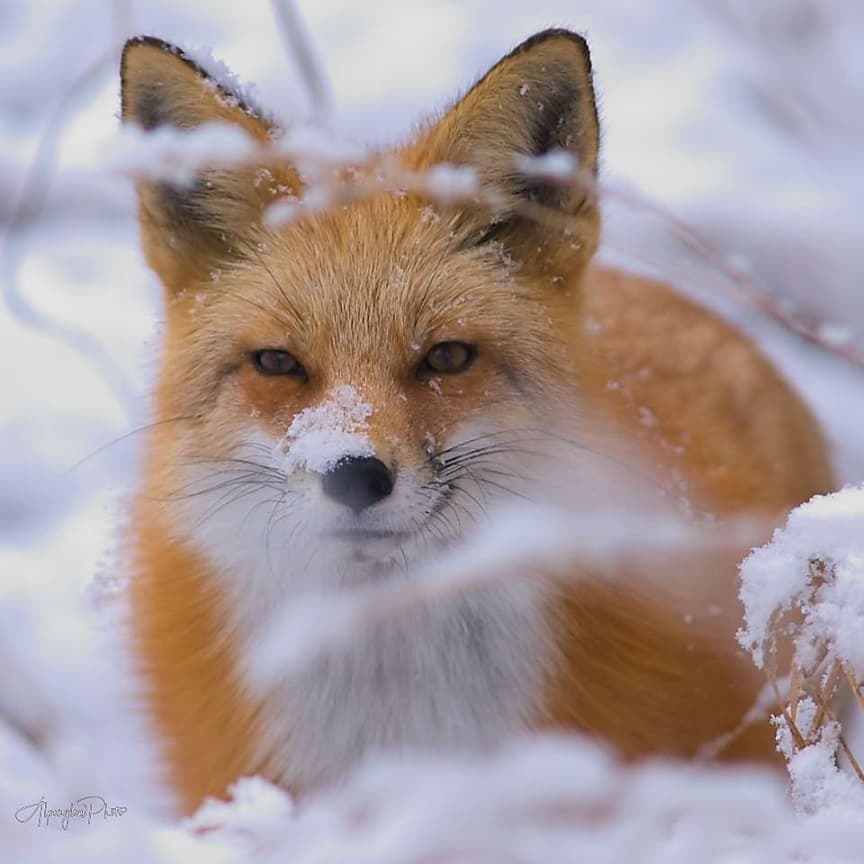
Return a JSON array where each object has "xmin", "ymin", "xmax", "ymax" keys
[{"xmin": 121, "ymin": 30, "xmax": 833, "ymax": 814}]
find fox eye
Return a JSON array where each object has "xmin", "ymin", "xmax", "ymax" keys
[
  {"xmin": 251, "ymin": 349, "xmax": 306, "ymax": 378},
  {"xmin": 420, "ymin": 341, "xmax": 477, "ymax": 376}
]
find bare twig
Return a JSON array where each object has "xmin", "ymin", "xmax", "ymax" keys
[
  {"xmin": 839, "ymin": 734, "xmax": 864, "ymax": 784},
  {"xmin": 843, "ymin": 662, "xmax": 864, "ymax": 714},
  {"xmin": 1, "ymin": 5, "xmax": 137, "ymax": 418},
  {"xmin": 270, "ymin": 0, "xmax": 331, "ymax": 122},
  {"xmin": 809, "ymin": 659, "xmax": 842, "ymax": 735},
  {"xmin": 762, "ymin": 553, "xmax": 864, "ymax": 787},
  {"xmin": 803, "ymin": 667, "xmax": 864, "ymax": 783},
  {"xmin": 602, "ymin": 184, "xmax": 864, "ymax": 370}
]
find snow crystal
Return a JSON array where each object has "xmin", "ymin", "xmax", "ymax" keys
[
  {"xmin": 181, "ymin": 44, "xmax": 262, "ymax": 113},
  {"xmin": 275, "ymin": 385, "xmax": 374, "ymax": 474},
  {"xmin": 420, "ymin": 204, "xmax": 441, "ymax": 224},
  {"xmin": 638, "ymin": 405, "xmax": 658, "ymax": 427}
]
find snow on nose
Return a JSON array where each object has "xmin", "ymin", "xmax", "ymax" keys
[{"xmin": 274, "ymin": 384, "xmax": 374, "ymax": 474}]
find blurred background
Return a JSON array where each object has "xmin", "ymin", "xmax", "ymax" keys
[
  {"xmin": 1, "ymin": 4, "xmax": 864, "ymax": 859},
  {"xmin": 1, "ymin": 0, "xmax": 863, "ymax": 594}
]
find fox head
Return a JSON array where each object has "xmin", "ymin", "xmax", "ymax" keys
[{"xmin": 122, "ymin": 30, "xmax": 601, "ymax": 592}]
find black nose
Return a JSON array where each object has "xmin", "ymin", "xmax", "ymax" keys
[{"xmin": 321, "ymin": 456, "xmax": 394, "ymax": 513}]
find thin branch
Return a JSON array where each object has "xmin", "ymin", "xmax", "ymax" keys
[
  {"xmin": 1, "ymin": 8, "xmax": 137, "ymax": 418},
  {"xmin": 843, "ymin": 662, "xmax": 864, "ymax": 714},
  {"xmin": 809, "ymin": 659, "xmax": 842, "ymax": 735},
  {"xmin": 602, "ymin": 183, "xmax": 864, "ymax": 370},
  {"xmin": 270, "ymin": 0, "xmax": 331, "ymax": 122}
]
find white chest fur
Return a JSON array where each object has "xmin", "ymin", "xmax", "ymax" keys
[{"xmin": 251, "ymin": 585, "xmax": 548, "ymax": 792}]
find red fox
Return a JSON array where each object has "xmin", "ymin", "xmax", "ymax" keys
[{"xmin": 120, "ymin": 29, "xmax": 833, "ymax": 814}]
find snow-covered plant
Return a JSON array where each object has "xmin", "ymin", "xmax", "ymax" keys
[{"xmin": 739, "ymin": 486, "xmax": 864, "ymax": 811}]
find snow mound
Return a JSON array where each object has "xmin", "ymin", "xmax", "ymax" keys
[{"xmin": 8, "ymin": 714, "xmax": 864, "ymax": 862}]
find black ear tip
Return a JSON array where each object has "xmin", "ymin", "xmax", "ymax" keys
[
  {"xmin": 121, "ymin": 37, "xmax": 170, "ymax": 123},
  {"xmin": 121, "ymin": 35, "xmax": 201, "ymax": 80},
  {"xmin": 509, "ymin": 28, "xmax": 592, "ymax": 69},
  {"xmin": 123, "ymin": 34, "xmax": 183, "ymax": 54},
  {"xmin": 120, "ymin": 37, "xmax": 215, "ymax": 126}
]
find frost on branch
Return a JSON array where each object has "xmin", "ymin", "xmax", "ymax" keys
[
  {"xmin": 414, "ymin": 163, "xmax": 479, "ymax": 204},
  {"xmin": 516, "ymin": 149, "xmax": 579, "ymax": 180},
  {"xmin": 739, "ymin": 486, "xmax": 864, "ymax": 672},
  {"xmin": 738, "ymin": 486, "xmax": 864, "ymax": 811},
  {"xmin": 113, "ymin": 122, "xmax": 257, "ymax": 186}
]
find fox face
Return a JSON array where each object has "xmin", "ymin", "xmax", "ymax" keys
[{"xmin": 123, "ymin": 32, "xmax": 601, "ymax": 594}]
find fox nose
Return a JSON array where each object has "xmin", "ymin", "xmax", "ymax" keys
[{"xmin": 321, "ymin": 456, "xmax": 394, "ymax": 513}]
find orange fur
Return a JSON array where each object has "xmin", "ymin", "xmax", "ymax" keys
[
  {"xmin": 129, "ymin": 497, "xmax": 263, "ymax": 814},
  {"xmin": 120, "ymin": 32, "xmax": 833, "ymax": 813}
]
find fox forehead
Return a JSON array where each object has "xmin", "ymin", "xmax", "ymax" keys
[{"xmin": 184, "ymin": 195, "xmax": 560, "ymax": 364}]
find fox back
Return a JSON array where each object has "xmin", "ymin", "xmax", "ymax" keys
[{"xmin": 120, "ymin": 30, "xmax": 832, "ymax": 813}]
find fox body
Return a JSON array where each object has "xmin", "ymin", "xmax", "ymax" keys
[{"xmin": 121, "ymin": 31, "xmax": 833, "ymax": 813}]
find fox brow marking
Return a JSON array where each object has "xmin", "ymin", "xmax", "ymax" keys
[
  {"xmin": 196, "ymin": 285, "xmax": 301, "ymax": 351},
  {"xmin": 239, "ymin": 238, "xmax": 307, "ymax": 327},
  {"xmin": 408, "ymin": 230, "xmax": 491, "ymax": 334}
]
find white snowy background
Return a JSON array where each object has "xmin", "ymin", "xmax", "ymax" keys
[{"xmin": 1, "ymin": 0, "xmax": 863, "ymax": 861}]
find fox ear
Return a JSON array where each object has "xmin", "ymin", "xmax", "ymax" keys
[
  {"xmin": 121, "ymin": 37, "xmax": 296, "ymax": 290},
  {"xmin": 419, "ymin": 29, "xmax": 600, "ymax": 278}
]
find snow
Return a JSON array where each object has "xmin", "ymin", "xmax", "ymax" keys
[
  {"xmin": 275, "ymin": 384, "xmax": 373, "ymax": 473},
  {"xmin": 739, "ymin": 486, "xmax": 864, "ymax": 671},
  {"xmin": 265, "ymin": 184, "xmax": 333, "ymax": 227},
  {"xmin": 6, "ymin": 718, "xmax": 864, "ymax": 862},
  {"xmin": 273, "ymin": 125, "xmax": 366, "ymax": 168},
  {"xmin": 414, "ymin": 162, "xmax": 479, "ymax": 204},
  {"xmin": 113, "ymin": 121, "xmax": 257, "ymax": 185},
  {"xmin": 738, "ymin": 487, "xmax": 864, "ymax": 815},
  {"xmin": 0, "ymin": 586, "xmax": 168, "ymax": 863},
  {"xmin": 517, "ymin": 149, "xmax": 579, "ymax": 179},
  {"xmin": 2, "ymin": 0, "xmax": 864, "ymax": 861},
  {"xmin": 181, "ymin": 44, "xmax": 264, "ymax": 112}
]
